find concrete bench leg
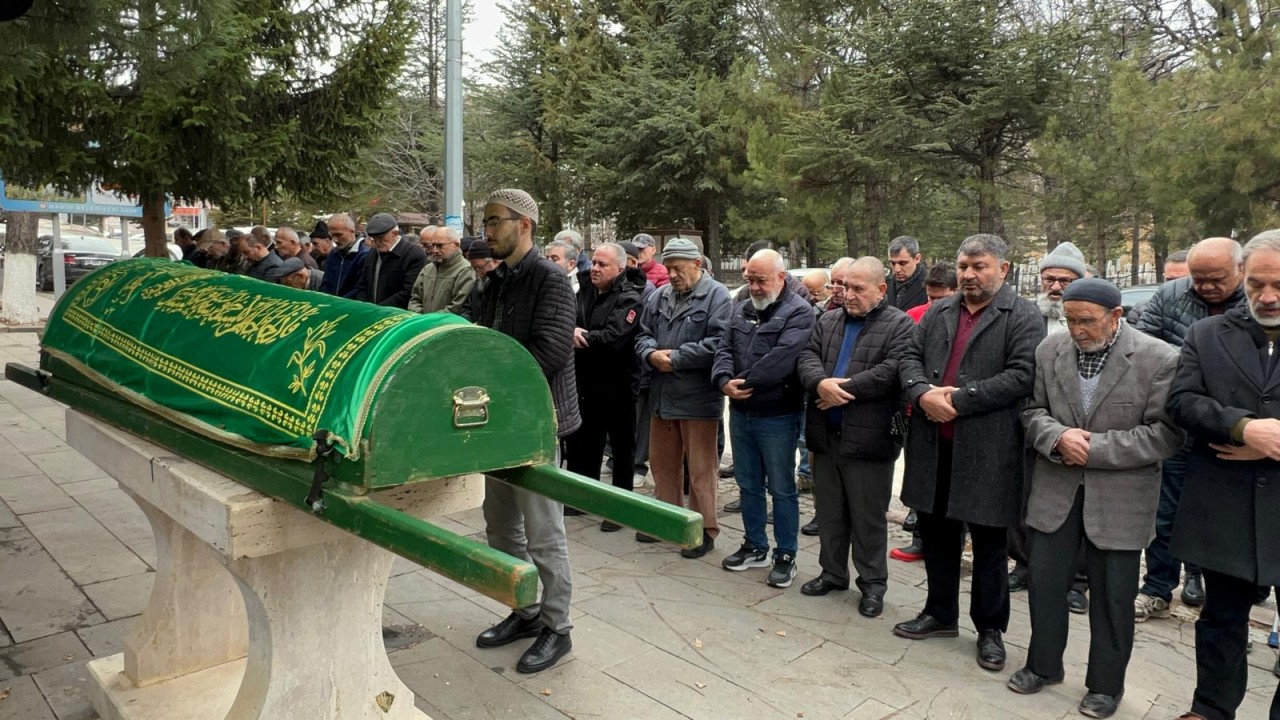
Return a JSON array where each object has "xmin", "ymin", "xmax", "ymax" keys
[
  {"xmin": 225, "ymin": 535, "xmax": 421, "ymax": 720},
  {"xmin": 125, "ymin": 491, "xmax": 248, "ymax": 687}
]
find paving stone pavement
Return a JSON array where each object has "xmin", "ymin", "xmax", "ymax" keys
[{"xmin": 0, "ymin": 331, "xmax": 1277, "ymax": 720}]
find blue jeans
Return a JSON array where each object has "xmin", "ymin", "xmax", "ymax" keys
[
  {"xmin": 730, "ymin": 410, "xmax": 801, "ymax": 557},
  {"xmin": 1140, "ymin": 444, "xmax": 1199, "ymax": 601},
  {"xmin": 797, "ymin": 410, "xmax": 811, "ymax": 478}
]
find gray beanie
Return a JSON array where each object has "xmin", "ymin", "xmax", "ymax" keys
[
  {"xmin": 1041, "ymin": 241, "xmax": 1086, "ymax": 278},
  {"xmin": 661, "ymin": 238, "xmax": 702, "ymax": 262}
]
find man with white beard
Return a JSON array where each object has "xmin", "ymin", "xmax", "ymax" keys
[
  {"xmin": 711, "ymin": 249, "xmax": 815, "ymax": 588},
  {"xmin": 1010, "ymin": 240, "xmax": 1091, "ymax": 611},
  {"xmin": 1036, "ymin": 242, "xmax": 1087, "ymax": 335}
]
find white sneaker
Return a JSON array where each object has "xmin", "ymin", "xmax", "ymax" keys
[{"xmin": 1134, "ymin": 593, "xmax": 1171, "ymax": 622}]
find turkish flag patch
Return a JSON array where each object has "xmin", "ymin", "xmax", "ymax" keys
[{"xmin": 626, "ymin": 309, "xmax": 637, "ymax": 324}]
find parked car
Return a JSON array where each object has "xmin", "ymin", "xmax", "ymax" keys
[
  {"xmin": 131, "ymin": 244, "xmax": 184, "ymax": 262},
  {"xmin": 36, "ymin": 234, "xmax": 121, "ymax": 292},
  {"xmin": 1122, "ymin": 283, "xmax": 1159, "ymax": 324}
]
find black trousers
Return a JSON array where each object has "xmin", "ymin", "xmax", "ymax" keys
[
  {"xmin": 917, "ymin": 441, "xmax": 1011, "ymax": 631},
  {"xmin": 565, "ymin": 392, "xmax": 635, "ymax": 492},
  {"xmin": 812, "ymin": 452, "xmax": 894, "ymax": 594},
  {"xmin": 1191, "ymin": 569, "xmax": 1280, "ymax": 720},
  {"xmin": 1026, "ymin": 487, "xmax": 1139, "ymax": 697},
  {"xmin": 1010, "ymin": 476, "xmax": 1088, "ymax": 594}
]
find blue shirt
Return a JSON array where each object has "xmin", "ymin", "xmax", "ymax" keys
[{"xmin": 827, "ymin": 315, "xmax": 865, "ymax": 426}]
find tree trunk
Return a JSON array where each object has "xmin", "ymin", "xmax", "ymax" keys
[
  {"xmin": 1094, "ymin": 220, "xmax": 1107, "ymax": 279},
  {"xmin": 1, "ymin": 212, "xmax": 41, "ymax": 325},
  {"xmin": 863, "ymin": 183, "xmax": 883, "ymax": 259},
  {"xmin": 142, "ymin": 193, "xmax": 168, "ymax": 257},
  {"xmin": 976, "ymin": 160, "xmax": 1002, "ymax": 236},
  {"xmin": 1130, "ymin": 212, "xmax": 1141, "ymax": 286},
  {"xmin": 1151, "ymin": 215, "xmax": 1168, "ymax": 283},
  {"xmin": 843, "ymin": 208, "xmax": 859, "ymax": 258},
  {"xmin": 1042, "ymin": 174, "xmax": 1066, "ymax": 252},
  {"xmin": 705, "ymin": 197, "xmax": 722, "ymax": 275},
  {"xmin": 806, "ymin": 235, "xmax": 820, "ymax": 268}
]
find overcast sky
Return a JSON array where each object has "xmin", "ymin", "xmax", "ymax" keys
[{"xmin": 462, "ymin": 0, "xmax": 503, "ymax": 82}]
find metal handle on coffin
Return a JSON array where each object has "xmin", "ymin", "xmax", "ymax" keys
[{"xmin": 489, "ymin": 463, "xmax": 704, "ymax": 547}]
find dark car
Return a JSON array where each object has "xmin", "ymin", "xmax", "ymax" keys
[
  {"xmin": 37, "ymin": 234, "xmax": 121, "ymax": 291},
  {"xmin": 1121, "ymin": 283, "xmax": 1159, "ymax": 324}
]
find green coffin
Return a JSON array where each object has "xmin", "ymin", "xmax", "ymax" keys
[{"xmin": 42, "ymin": 258, "xmax": 557, "ymax": 488}]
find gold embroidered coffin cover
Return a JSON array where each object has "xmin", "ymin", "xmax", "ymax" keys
[{"xmin": 42, "ymin": 258, "xmax": 484, "ymax": 460}]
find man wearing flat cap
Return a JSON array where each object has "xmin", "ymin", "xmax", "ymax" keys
[
  {"xmin": 468, "ymin": 188, "xmax": 580, "ymax": 675},
  {"xmin": 352, "ymin": 212, "xmax": 427, "ymax": 309},
  {"xmin": 1009, "ymin": 278, "xmax": 1182, "ymax": 719},
  {"xmin": 632, "ymin": 233, "xmax": 670, "ymax": 288},
  {"xmin": 635, "ymin": 237, "xmax": 731, "ymax": 557}
]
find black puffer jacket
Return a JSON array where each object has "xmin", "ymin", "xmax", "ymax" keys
[
  {"xmin": 712, "ymin": 284, "xmax": 815, "ymax": 417},
  {"xmin": 797, "ymin": 300, "xmax": 915, "ymax": 461},
  {"xmin": 574, "ymin": 267, "xmax": 645, "ymax": 399},
  {"xmin": 1136, "ymin": 275, "xmax": 1245, "ymax": 347},
  {"xmin": 470, "ymin": 247, "xmax": 582, "ymax": 437}
]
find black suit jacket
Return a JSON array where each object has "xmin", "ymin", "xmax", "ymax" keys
[{"xmin": 353, "ymin": 240, "xmax": 427, "ymax": 308}]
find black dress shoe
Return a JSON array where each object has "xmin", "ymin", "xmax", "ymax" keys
[
  {"xmin": 563, "ymin": 506, "xmax": 586, "ymax": 517},
  {"xmin": 516, "ymin": 628, "xmax": 573, "ymax": 673},
  {"xmin": 635, "ymin": 531, "xmax": 660, "ymax": 543},
  {"xmin": 1008, "ymin": 570, "xmax": 1029, "ymax": 593},
  {"xmin": 718, "ymin": 463, "xmax": 735, "ymax": 478},
  {"xmin": 724, "ymin": 498, "xmax": 742, "ymax": 513},
  {"xmin": 1181, "ymin": 572, "xmax": 1205, "ymax": 607},
  {"xmin": 1006, "ymin": 666, "xmax": 1063, "ymax": 695},
  {"xmin": 902, "ymin": 510, "xmax": 917, "ymax": 532},
  {"xmin": 800, "ymin": 576, "xmax": 849, "ymax": 596},
  {"xmin": 801, "ymin": 517, "xmax": 820, "ymax": 536},
  {"xmin": 977, "ymin": 628, "xmax": 1006, "ymax": 671},
  {"xmin": 892, "ymin": 613, "xmax": 959, "ymax": 640},
  {"xmin": 600, "ymin": 519, "xmax": 622, "ymax": 532},
  {"xmin": 476, "ymin": 612, "xmax": 542, "ymax": 648},
  {"xmin": 858, "ymin": 592, "xmax": 884, "ymax": 618},
  {"xmin": 680, "ymin": 531, "xmax": 714, "ymax": 559},
  {"xmin": 1078, "ymin": 691, "xmax": 1121, "ymax": 718},
  {"xmin": 1067, "ymin": 588, "xmax": 1089, "ymax": 614}
]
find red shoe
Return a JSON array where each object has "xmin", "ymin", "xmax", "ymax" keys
[{"xmin": 890, "ymin": 543, "xmax": 924, "ymax": 562}]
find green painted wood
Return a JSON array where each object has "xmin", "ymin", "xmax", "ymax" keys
[
  {"xmin": 38, "ymin": 363, "xmax": 540, "ymax": 608},
  {"xmin": 350, "ymin": 325, "xmax": 557, "ymax": 489},
  {"xmin": 490, "ymin": 464, "xmax": 705, "ymax": 547}
]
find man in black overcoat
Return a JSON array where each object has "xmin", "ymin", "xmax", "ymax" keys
[
  {"xmin": 892, "ymin": 233, "xmax": 1045, "ymax": 673},
  {"xmin": 1165, "ymin": 229, "xmax": 1280, "ymax": 720}
]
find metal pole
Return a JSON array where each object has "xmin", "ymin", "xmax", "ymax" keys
[
  {"xmin": 52, "ymin": 214, "xmax": 66, "ymax": 298},
  {"xmin": 443, "ymin": 0, "xmax": 464, "ymax": 235}
]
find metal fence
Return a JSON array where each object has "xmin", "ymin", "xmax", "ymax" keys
[{"xmin": 1012, "ymin": 260, "xmax": 1160, "ymax": 297}]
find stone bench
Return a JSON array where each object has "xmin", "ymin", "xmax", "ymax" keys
[{"xmin": 65, "ymin": 410, "xmax": 483, "ymax": 720}]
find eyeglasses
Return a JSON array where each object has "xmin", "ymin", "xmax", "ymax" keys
[
  {"xmin": 483, "ymin": 215, "xmax": 520, "ymax": 229},
  {"xmin": 1042, "ymin": 275, "xmax": 1076, "ymax": 288}
]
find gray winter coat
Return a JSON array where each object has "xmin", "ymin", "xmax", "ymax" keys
[
  {"xmin": 1135, "ymin": 275, "xmax": 1245, "ymax": 348},
  {"xmin": 898, "ymin": 283, "xmax": 1045, "ymax": 527},
  {"xmin": 635, "ymin": 271, "xmax": 732, "ymax": 420}
]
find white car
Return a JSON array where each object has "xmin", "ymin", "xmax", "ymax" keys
[{"xmin": 130, "ymin": 244, "xmax": 184, "ymax": 262}]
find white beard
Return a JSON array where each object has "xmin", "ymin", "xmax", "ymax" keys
[
  {"xmin": 1037, "ymin": 293, "xmax": 1064, "ymax": 320},
  {"xmin": 751, "ymin": 290, "xmax": 780, "ymax": 311},
  {"xmin": 1250, "ymin": 302, "xmax": 1280, "ymax": 327}
]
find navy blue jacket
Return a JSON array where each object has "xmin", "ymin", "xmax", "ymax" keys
[
  {"xmin": 712, "ymin": 284, "xmax": 815, "ymax": 417},
  {"xmin": 319, "ymin": 243, "xmax": 369, "ymax": 298}
]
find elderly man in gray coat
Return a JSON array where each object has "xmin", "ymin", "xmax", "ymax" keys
[
  {"xmin": 1008, "ymin": 278, "xmax": 1183, "ymax": 719},
  {"xmin": 893, "ymin": 234, "xmax": 1045, "ymax": 673}
]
